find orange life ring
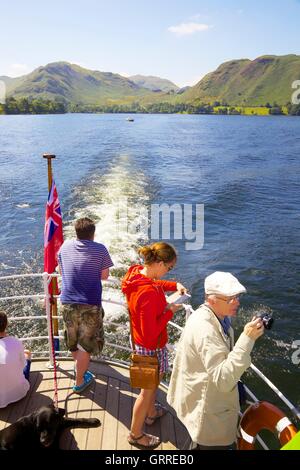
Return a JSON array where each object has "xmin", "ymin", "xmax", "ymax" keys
[{"xmin": 238, "ymin": 401, "xmax": 298, "ymax": 450}]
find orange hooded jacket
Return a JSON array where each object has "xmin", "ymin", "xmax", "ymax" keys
[{"xmin": 121, "ymin": 265, "xmax": 177, "ymax": 349}]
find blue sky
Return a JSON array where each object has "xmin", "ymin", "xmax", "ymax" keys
[{"xmin": 0, "ymin": 0, "xmax": 300, "ymax": 87}]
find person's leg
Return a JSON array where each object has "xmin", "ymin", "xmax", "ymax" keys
[
  {"xmin": 23, "ymin": 349, "xmax": 32, "ymax": 381},
  {"xmin": 62, "ymin": 304, "xmax": 80, "ymax": 377},
  {"xmin": 146, "ymin": 373, "xmax": 164, "ymax": 418},
  {"xmin": 71, "ymin": 350, "xmax": 78, "ymax": 360},
  {"xmin": 72, "ymin": 305, "xmax": 104, "ymax": 388},
  {"xmin": 73, "ymin": 349, "xmax": 91, "ymax": 386},
  {"xmin": 146, "ymin": 348, "xmax": 168, "ymax": 421},
  {"xmin": 129, "ymin": 387, "xmax": 160, "ymax": 446}
]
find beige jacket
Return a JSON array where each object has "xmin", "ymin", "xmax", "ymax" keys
[{"xmin": 167, "ymin": 304, "xmax": 254, "ymax": 446}]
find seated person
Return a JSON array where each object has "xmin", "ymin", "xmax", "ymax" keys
[{"xmin": 0, "ymin": 310, "xmax": 31, "ymax": 408}]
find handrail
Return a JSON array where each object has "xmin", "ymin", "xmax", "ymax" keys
[
  {"xmin": 250, "ymin": 363, "xmax": 300, "ymax": 420},
  {"xmin": 0, "ymin": 294, "xmax": 45, "ymax": 301},
  {"xmin": 0, "ymin": 271, "xmax": 299, "ymax": 431},
  {"xmin": 0, "ymin": 273, "xmax": 44, "ymax": 280}
]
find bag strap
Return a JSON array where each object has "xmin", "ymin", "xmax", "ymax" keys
[{"xmin": 128, "ymin": 308, "xmax": 136, "ymax": 352}]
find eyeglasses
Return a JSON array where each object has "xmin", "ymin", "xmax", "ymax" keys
[
  {"xmin": 215, "ymin": 295, "xmax": 240, "ymax": 304},
  {"xmin": 164, "ymin": 263, "xmax": 175, "ymax": 272}
]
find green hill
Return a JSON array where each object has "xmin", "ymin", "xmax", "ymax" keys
[
  {"xmin": 1, "ymin": 62, "xmax": 155, "ymax": 105},
  {"xmin": 129, "ymin": 75, "xmax": 179, "ymax": 92},
  {"xmin": 181, "ymin": 54, "xmax": 300, "ymax": 106},
  {"xmin": 1, "ymin": 55, "xmax": 300, "ymax": 113}
]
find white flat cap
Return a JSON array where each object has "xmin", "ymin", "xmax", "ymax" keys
[{"xmin": 204, "ymin": 271, "xmax": 246, "ymax": 297}]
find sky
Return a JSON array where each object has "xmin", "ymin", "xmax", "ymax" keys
[{"xmin": 0, "ymin": 0, "xmax": 300, "ymax": 87}]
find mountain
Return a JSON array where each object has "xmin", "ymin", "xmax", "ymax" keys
[
  {"xmin": 2, "ymin": 55, "xmax": 300, "ymax": 110},
  {"xmin": 176, "ymin": 86, "xmax": 191, "ymax": 95},
  {"xmin": 129, "ymin": 75, "xmax": 179, "ymax": 92},
  {"xmin": 181, "ymin": 55, "xmax": 300, "ymax": 106},
  {"xmin": 1, "ymin": 62, "xmax": 155, "ymax": 105}
]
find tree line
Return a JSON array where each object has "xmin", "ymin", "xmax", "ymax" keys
[{"xmin": 1, "ymin": 97, "xmax": 300, "ymax": 115}]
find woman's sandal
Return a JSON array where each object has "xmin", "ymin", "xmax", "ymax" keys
[
  {"xmin": 145, "ymin": 404, "xmax": 167, "ymax": 425},
  {"xmin": 128, "ymin": 432, "xmax": 160, "ymax": 450}
]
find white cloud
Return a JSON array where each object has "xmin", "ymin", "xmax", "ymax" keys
[{"xmin": 168, "ymin": 22, "xmax": 211, "ymax": 36}]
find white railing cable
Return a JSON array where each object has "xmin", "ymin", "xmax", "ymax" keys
[
  {"xmin": 105, "ymin": 342, "xmax": 132, "ymax": 352},
  {"xmin": 250, "ymin": 363, "xmax": 300, "ymax": 420},
  {"xmin": 0, "ymin": 272, "xmax": 298, "ymax": 426},
  {"xmin": 101, "ymin": 297, "xmax": 126, "ymax": 307},
  {"xmin": 243, "ymin": 384, "xmax": 259, "ymax": 403},
  {"xmin": 0, "ymin": 294, "xmax": 45, "ymax": 301},
  {"xmin": 168, "ymin": 320, "xmax": 183, "ymax": 332},
  {"xmin": 0, "ymin": 273, "xmax": 44, "ymax": 281}
]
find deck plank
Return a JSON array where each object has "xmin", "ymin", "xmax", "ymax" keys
[
  {"xmin": 101, "ymin": 377, "xmax": 120, "ymax": 450},
  {"xmin": 0, "ymin": 359, "xmax": 190, "ymax": 450},
  {"xmin": 85, "ymin": 374, "xmax": 107, "ymax": 450},
  {"xmin": 117, "ymin": 380, "xmax": 132, "ymax": 450},
  {"xmin": 0, "ymin": 366, "xmax": 40, "ymax": 429},
  {"xmin": 161, "ymin": 412, "xmax": 177, "ymax": 450}
]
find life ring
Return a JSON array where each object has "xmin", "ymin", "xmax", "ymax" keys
[{"xmin": 238, "ymin": 401, "xmax": 298, "ymax": 450}]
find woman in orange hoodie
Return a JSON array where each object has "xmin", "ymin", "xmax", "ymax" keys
[{"xmin": 121, "ymin": 242, "xmax": 187, "ymax": 449}]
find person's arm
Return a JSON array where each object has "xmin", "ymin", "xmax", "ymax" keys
[
  {"xmin": 99, "ymin": 245, "xmax": 113, "ymax": 280},
  {"xmin": 101, "ymin": 268, "xmax": 109, "ymax": 280},
  {"xmin": 156, "ymin": 280, "xmax": 188, "ymax": 294},
  {"xmin": 155, "ymin": 280, "xmax": 177, "ymax": 292},
  {"xmin": 198, "ymin": 318, "xmax": 263, "ymax": 393}
]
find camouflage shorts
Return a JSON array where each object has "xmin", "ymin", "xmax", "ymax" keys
[{"xmin": 61, "ymin": 303, "xmax": 105, "ymax": 356}]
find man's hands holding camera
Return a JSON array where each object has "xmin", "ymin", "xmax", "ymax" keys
[{"xmin": 244, "ymin": 316, "xmax": 265, "ymax": 340}]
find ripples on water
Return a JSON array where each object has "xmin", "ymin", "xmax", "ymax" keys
[{"xmin": 0, "ymin": 114, "xmax": 299, "ymax": 412}]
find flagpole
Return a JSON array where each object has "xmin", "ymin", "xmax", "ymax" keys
[{"xmin": 43, "ymin": 153, "xmax": 59, "ymax": 353}]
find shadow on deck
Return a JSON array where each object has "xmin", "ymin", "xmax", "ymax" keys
[{"xmin": 0, "ymin": 358, "xmax": 191, "ymax": 450}]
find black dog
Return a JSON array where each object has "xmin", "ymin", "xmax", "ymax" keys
[{"xmin": 0, "ymin": 403, "xmax": 101, "ymax": 450}]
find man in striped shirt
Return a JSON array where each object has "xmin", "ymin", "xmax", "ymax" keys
[{"xmin": 58, "ymin": 217, "xmax": 113, "ymax": 393}]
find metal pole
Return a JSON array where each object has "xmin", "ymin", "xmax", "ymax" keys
[
  {"xmin": 43, "ymin": 153, "xmax": 59, "ymax": 352},
  {"xmin": 43, "ymin": 272, "xmax": 53, "ymax": 367}
]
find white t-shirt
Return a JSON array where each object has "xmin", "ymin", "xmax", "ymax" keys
[{"xmin": 0, "ymin": 336, "xmax": 30, "ymax": 408}]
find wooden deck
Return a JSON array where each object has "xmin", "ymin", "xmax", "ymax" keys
[{"xmin": 0, "ymin": 359, "xmax": 190, "ymax": 450}]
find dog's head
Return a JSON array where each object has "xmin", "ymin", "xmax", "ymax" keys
[{"xmin": 34, "ymin": 404, "xmax": 65, "ymax": 448}]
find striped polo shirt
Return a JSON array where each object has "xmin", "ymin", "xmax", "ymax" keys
[{"xmin": 58, "ymin": 239, "xmax": 113, "ymax": 306}]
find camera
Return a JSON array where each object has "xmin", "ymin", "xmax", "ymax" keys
[{"xmin": 257, "ymin": 313, "xmax": 274, "ymax": 330}]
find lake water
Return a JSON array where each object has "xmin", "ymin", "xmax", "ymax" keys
[{"xmin": 0, "ymin": 113, "xmax": 299, "ymax": 413}]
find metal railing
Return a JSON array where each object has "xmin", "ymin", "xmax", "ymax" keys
[{"xmin": 1, "ymin": 271, "xmax": 299, "ymax": 449}]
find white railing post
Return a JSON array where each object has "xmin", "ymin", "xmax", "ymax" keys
[{"xmin": 42, "ymin": 272, "xmax": 53, "ymax": 367}]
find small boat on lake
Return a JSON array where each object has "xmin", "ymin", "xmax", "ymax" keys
[{"xmin": 126, "ymin": 117, "xmax": 134, "ymax": 122}]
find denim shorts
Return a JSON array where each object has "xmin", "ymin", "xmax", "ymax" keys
[{"xmin": 134, "ymin": 344, "xmax": 169, "ymax": 374}]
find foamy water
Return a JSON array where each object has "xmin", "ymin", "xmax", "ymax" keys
[
  {"xmin": 62, "ymin": 156, "xmax": 152, "ymax": 321},
  {"xmin": 1, "ymin": 113, "xmax": 300, "ymax": 411}
]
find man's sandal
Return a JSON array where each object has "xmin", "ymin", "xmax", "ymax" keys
[
  {"xmin": 128, "ymin": 432, "xmax": 160, "ymax": 450},
  {"xmin": 145, "ymin": 404, "xmax": 167, "ymax": 425}
]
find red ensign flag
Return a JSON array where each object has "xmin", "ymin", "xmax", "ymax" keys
[{"xmin": 44, "ymin": 180, "xmax": 63, "ymax": 274}]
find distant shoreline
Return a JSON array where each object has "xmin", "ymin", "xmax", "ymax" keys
[
  {"xmin": 1, "ymin": 97, "xmax": 300, "ymax": 117},
  {"xmin": 0, "ymin": 110, "xmax": 299, "ymax": 117}
]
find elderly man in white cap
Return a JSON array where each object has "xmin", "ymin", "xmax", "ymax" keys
[{"xmin": 167, "ymin": 271, "xmax": 264, "ymax": 450}]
